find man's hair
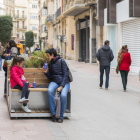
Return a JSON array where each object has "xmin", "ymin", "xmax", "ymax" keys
[
  {"xmin": 36, "ymin": 44, "xmax": 39, "ymax": 48},
  {"xmin": 104, "ymin": 40, "xmax": 110, "ymax": 45},
  {"xmin": 45, "ymin": 48, "xmax": 57, "ymax": 57}
]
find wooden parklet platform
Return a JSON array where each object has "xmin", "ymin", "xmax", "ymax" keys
[{"xmin": 7, "ymin": 68, "xmax": 71, "ymax": 118}]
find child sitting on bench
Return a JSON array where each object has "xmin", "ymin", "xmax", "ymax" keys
[{"xmin": 10, "ymin": 57, "xmax": 32, "ymax": 113}]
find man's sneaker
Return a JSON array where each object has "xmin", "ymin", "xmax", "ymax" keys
[
  {"xmin": 124, "ymin": 90, "xmax": 126, "ymax": 92},
  {"xmin": 52, "ymin": 115, "xmax": 57, "ymax": 122},
  {"xmin": 100, "ymin": 87, "xmax": 102, "ymax": 89},
  {"xmin": 21, "ymin": 105, "xmax": 31, "ymax": 113},
  {"xmin": 105, "ymin": 88, "xmax": 108, "ymax": 90},
  {"xmin": 58, "ymin": 118, "xmax": 63, "ymax": 123},
  {"xmin": 19, "ymin": 97, "xmax": 29, "ymax": 103}
]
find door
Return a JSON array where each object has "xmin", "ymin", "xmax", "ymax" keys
[
  {"xmin": 81, "ymin": 29, "xmax": 86, "ymax": 61},
  {"xmin": 22, "ymin": 11, "xmax": 24, "ymax": 18},
  {"xmin": 122, "ymin": 19, "xmax": 140, "ymax": 73},
  {"xmin": 108, "ymin": 26, "xmax": 117, "ymax": 68}
]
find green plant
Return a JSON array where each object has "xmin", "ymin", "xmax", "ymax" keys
[
  {"xmin": 0, "ymin": 15, "xmax": 13, "ymax": 46},
  {"xmin": 25, "ymin": 31, "xmax": 34, "ymax": 51}
]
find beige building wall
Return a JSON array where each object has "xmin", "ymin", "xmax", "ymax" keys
[
  {"xmin": 0, "ymin": 0, "xmax": 5, "ymax": 15},
  {"xmin": 27, "ymin": 0, "xmax": 39, "ymax": 44},
  {"xmin": 15, "ymin": 0, "xmax": 27, "ymax": 46},
  {"xmin": 5, "ymin": 0, "xmax": 17, "ymax": 41}
]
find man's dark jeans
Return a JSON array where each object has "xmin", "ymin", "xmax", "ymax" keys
[{"xmin": 100, "ymin": 66, "xmax": 110, "ymax": 88}]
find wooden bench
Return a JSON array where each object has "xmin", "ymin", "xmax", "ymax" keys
[{"xmin": 7, "ymin": 68, "xmax": 71, "ymax": 118}]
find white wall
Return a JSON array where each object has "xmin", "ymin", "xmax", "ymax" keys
[{"xmin": 116, "ymin": 0, "xmax": 135, "ymax": 23}]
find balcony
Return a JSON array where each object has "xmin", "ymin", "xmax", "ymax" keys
[
  {"xmin": 57, "ymin": 7, "xmax": 61, "ymax": 18},
  {"xmin": 63, "ymin": 0, "xmax": 96, "ymax": 16},
  {"xmin": 15, "ymin": 15, "xmax": 27, "ymax": 20},
  {"xmin": 20, "ymin": 38, "xmax": 25, "ymax": 41},
  {"xmin": 17, "ymin": 26, "xmax": 27, "ymax": 30},
  {"xmin": 43, "ymin": 1, "xmax": 47, "ymax": 9}
]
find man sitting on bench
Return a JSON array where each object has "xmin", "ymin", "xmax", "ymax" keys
[{"xmin": 43, "ymin": 48, "xmax": 70, "ymax": 123}]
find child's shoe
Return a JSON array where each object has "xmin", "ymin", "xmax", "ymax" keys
[
  {"xmin": 21, "ymin": 105, "xmax": 31, "ymax": 113},
  {"xmin": 19, "ymin": 97, "xmax": 29, "ymax": 103}
]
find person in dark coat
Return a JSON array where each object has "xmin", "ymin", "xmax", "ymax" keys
[
  {"xmin": 96, "ymin": 40, "xmax": 114, "ymax": 90},
  {"xmin": 43, "ymin": 48, "xmax": 70, "ymax": 123},
  {"xmin": 1, "ymin": 40, "xmax": 20, "ymax": 97},
  {"xmin": 34, "ymin": 44, "xmax": 41, "ymax": 51}
]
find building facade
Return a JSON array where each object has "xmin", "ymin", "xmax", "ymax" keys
[
  {"xmin": 98, "ymin": 0, "xmax": 140, "ymax": 73},
  {"xmin": 15, "ymin": 0, "xmax": 27, "ymax": 51},
  {"xmin": 0, "ymin": 0, "xmax": 5, "ymax": 15},
  {"xmin": 38, "ymin": 0, "xmax": 48, "ymax": 50},
  {"xmin": 5, "ymin": 0, "xmax": 17, "ymax": 41},
  {"xmin": 27, "ymin": 0, "xmax": 39, "ymax": 51}
]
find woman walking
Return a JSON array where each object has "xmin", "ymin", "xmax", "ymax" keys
[
  {"xmin": 1, "ymin": 40, "xmax": 20, "ymax": 97},
  {"xmin": 118, "ymin": 45, "xmax": 131, "ymax": 92}
]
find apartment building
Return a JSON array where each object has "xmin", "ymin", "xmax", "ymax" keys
[
  {"xmin": 0, "ymin": 0, "xmax": 5, "ymax": 15},
  {"xmin": 5, "ymin": 0, "xmax": 17, "ymax": 41},
  {"xmin": 38, "ymin": 0, "xmax": 48, "ymax": 50},
  {"xmin": 27, "ymin": 0, "xmax": 39, "ymax": 51},
  {"xmin": 46, "ymin": 0, "xmax": 97, "ymax": 61},
  {"xmin": 15, "ymin": 0, "xmax": 27, "ymax": 52},
  {"xmin": 98, "ymin": 0, "xmax": 140, "ymax": 73}
]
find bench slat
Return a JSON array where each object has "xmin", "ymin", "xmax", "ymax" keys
[{"xmin": 11, "ymin": 88, "xmax": 71, "ymax": 92}]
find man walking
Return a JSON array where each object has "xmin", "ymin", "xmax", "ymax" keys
[
  {"xmin": 0, "ymin": 42, "xmax": 4, "ymax": 71},
  {"xmin": 17, "ymin": 39, "xmax": 23, "ymax": 54},
  {"xmin": 96, "ymin": 40, "xmax": 114, "ymax": 90},
  {"xmin": 56, "ymin": 45, "xmax": 60, "ymax": 54}
]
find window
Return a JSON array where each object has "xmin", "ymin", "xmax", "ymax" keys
[
  {"xmin": 30, "ymin": 25, "xmax": 38, "ymax": 30},
  {"xmin": 17, "ymin": 21, "xmax": 19, "ymax": 28},
  {"xmin": 30, "ymin": 14, "xmax": 38, "ymax": 19},
  {"xmin": 30, "ymin": 3, "xmax": 38, "ymax": 9},
  {"xmin": 22, "ymin": 11, "xmax": 24, "ymax": 18},
  {"xmin": 71, "ymin": 34, "xmax": 74, "ymax": 50},
  {"xmin": 17, "ymin": 10, "xmax": 19, "ymax": 17},
  {"xmin": 42, "ymin": 9, "xmax": 47, "ymax": 16},
  {"xmin": 17, "ymin": 32, "xmax": 19, "ymax": 39},
  {"xmin": 22, "ymin": 21, "xmax": 24, "ymax": 29},
  {"xmin": 42, "ymin": 25, "xmax": 46, "ymax": 33},
  {"xmin": 34, "ymin": 35, "xmax": 37, "ymax": 41}
]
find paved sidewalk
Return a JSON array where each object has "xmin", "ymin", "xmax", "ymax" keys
[
  {"xmin": 0, "ymin": 71, "xmax": 56, "ymax": 140},
  {"xmin": 67, "ymin": 60, "xmax": 140, "ymax": 91}
]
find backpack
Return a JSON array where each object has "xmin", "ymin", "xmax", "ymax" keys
[{"xmin": 59, "ymin": 59, "xmax": 73, "ymax": 82}]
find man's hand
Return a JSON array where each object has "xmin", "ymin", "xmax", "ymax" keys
[
  {"xmin": 4, "ymin": 54, "xmax": 10, "ymax": 57},
  {"xmin": 57, "ymin": 86, "xmax": 63, "ymax": 92},
  {"xmin": 43, "ymin": 66, "xmax": 48, "ymax": 73},
  {"xmin": 30, "ymin": 85, "xmax": 33, "ymax": 88}
]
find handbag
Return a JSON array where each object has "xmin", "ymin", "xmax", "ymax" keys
[
  {"xmin": 116, "ymin": 62, "xmax": 120, "ymax": 74},
  {"xmin": 59, "ymin": 59, "xmax": 73, "ymax": 82}
]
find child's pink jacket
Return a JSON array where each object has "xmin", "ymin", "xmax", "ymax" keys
[{"xmin": 10, "ymin": 65, "xmax": 31, "ymax": 88}]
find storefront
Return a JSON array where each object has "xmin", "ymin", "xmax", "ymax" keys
[{"xmin": 76, "ymin": 17, "xmax": 90, "ymax": 63}]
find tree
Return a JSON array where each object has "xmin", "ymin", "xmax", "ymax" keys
[
  {"xmin": 0, "ymin": 15, "xmax": 13, "ymax": 45},
  {"xmin": 25, "ymin": 31, "xmax": 34, "ymax": 53}
]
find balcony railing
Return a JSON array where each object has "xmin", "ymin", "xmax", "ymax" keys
[
  {"xmin": 17, "ymin": 26, "xmax": 27, "ymax": 30},
  {"xmin": 57, "ymin": 7, "xmax": 61, "ymax": 18},
  {"xmin": 20, "ymin": 38, "xmax": 25, "ymax": 40},
  {"xmin": 15, "ymin": 15, "xmax": 27, "ymax": 19}
]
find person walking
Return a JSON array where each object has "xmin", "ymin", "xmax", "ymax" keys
[
  {"xmin": 17, "ymin": 39, "xmax": 23, "ymax": 54},
  {"xmin": 0, "ymin": 42, "xmax": 4, "ymax": 71},
  {"xmin": 118, "ymin": 45, "xmax": 131, "ymax": 92},
  {"xmin": 1, "ymin": 40, "xmax": 20, "ymax": 97},
  {"xmin": 56, "ymin": 45, "xmax": 60, "ymax": 54},
  {"xmin": 96, "ymin": 40, "xmax": 114, "ymax": 90}
]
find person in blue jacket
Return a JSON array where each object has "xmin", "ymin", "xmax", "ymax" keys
[{"xmin": 43, "ymin": 48, "xmax": 70, "ymax": 123}]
